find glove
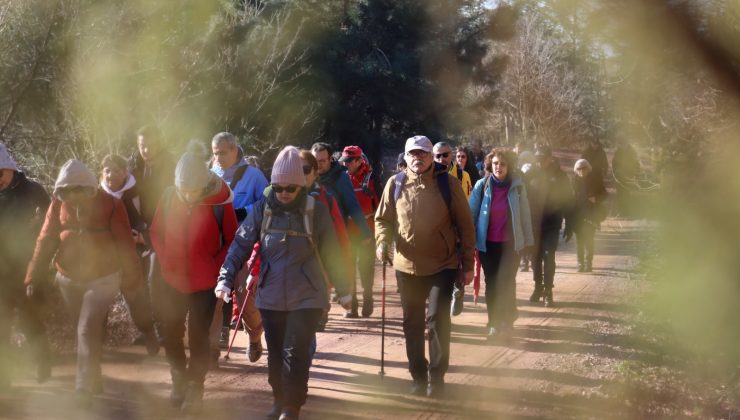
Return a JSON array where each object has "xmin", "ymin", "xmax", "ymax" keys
[
  {"xmin": 337, "ymin": 295, "xmax": 353, "ymax": 310},
  {"xmin": 375, "ymin": 243, "xmax": 393, "ymax": 265},
  {"xmin": 214, "ymin": 283, "xmax": 232, "ymax": 303}
]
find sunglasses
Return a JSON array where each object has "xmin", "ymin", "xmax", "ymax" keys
[
  {"xmin": 435, "ymin": 152, "xmax": 450, "ymax": 159},
  {"xmin": 272, "ymin": 185, "xmax": 299, "ymax": 193},
  {"xmin": 302, "ymin": 165, "xmax": 313, "ymax": 175}
]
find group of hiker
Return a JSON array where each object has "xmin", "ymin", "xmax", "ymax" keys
[{"xmin": 0, "ymin": 129, "xmax": 612, "ymax": 420}]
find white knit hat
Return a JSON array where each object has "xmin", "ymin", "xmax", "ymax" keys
[
  {"xmin": 271, "ymin": 146, "xmax": 305, "ymax": 186},
  {"xmin": 175, "ymin": 152, "xmax": 212, "ymax": 191},
  {"xmin": 53, "ymin": 159, "xmax": 98, "ymax": 197},
  {"xmin": 0, "ymin": 143, "xmax": 18, "ymax": 171},
  {"xmin": 574, "ymin": 158, "xmax": 592, "ymax": 172}
]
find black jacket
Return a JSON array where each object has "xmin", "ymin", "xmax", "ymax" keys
[
  {"xmin": 0, "ymin": 171, "xmax": 50, "ymax": 286},
  {"xmin": 128, "ymin": 151, "xmax": 176, "ymax": 225},
  {"xmin": 525, "ymin": 160, "xmax": 572, "ymax": 233},
  {"xmin": 570, "ymin": 173, "xmax": 607, "ymax": 228}
]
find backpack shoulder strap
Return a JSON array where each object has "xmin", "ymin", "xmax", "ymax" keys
[
  {"xmin": 303, "ymin": 195, "xmax": 315, "ymax": 238},
  {"xmin": 260, "ymin": 201, "xmax": 273, "ymax": 245},
  {"xmin": 391, "ymin": 171, "xmax": 407, "ymax": 207},
  {"xmin": 230, "ymin": 165, "xmax": 249, "ymax": 190},
  {"xmin": 212, "ymin": 204, "xmax": 224, "ymax": 247},
  {"xmin": 437, "ymin": 172, "xmax": 452, "ymax": 214}
]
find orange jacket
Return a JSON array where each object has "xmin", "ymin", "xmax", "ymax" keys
[{"xmin": 25, "ymin": 192, "xmax": 143, "ymax": 291}]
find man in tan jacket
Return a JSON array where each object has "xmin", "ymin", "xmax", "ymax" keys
[{"xmin": 375, "ymin": 135, "xmax": 475, "ymax": 398}]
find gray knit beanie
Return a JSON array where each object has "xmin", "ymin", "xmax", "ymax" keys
[
  {"xmin": 0, "ymin": 143, "xmax": 18, "ymax": 171},
  {"xmin": 271, "ymin": 146, "xmax": 305, "ymax": 186},
  {"xmin": 53, "ymin": 159, "xmax": 98, "ymax": 197},
  {"xmin": 175, "ymin": 152, "xmax": 212, "ymax": 191}
]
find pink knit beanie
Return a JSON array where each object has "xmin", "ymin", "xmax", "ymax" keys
[{"xmin": 271, "ymin": 146, "xmax": 305, "ymax": 186}]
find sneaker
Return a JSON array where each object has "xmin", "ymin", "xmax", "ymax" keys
[
  {"xmin": 247, "ymin": 341, "xmax": 263, "ymax": 363},
  {"xmin": 361, "ymin": 296, "xmax": 374, "ymax": 318},
  {"xmin": 343, "ymin": 310, "xmax": 359, "ymax": 319},
  {"xmin": 451, "ymin": 284, "xmax": 464, "ymax": 316}
]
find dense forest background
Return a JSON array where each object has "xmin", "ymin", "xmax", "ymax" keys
[{"xmin": 2, "ymin": 0, "xmax": 739, "ymax": 370}]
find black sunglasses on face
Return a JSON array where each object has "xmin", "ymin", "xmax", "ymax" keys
[
  {"xmin": 435, "ymin": 152, "xmax": 450, "ymax": 159},
  {"xmin": 272, "ymin": 185, "xmax": 298, "ymax": 193}
]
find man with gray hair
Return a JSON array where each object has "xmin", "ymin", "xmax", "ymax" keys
[
  {"xmin": 375, "ymin": 135, "xmax": 475, "ymax": 398},
  {"xmin": 210, "ymin": 132, "xmax": 268, "ymax": 365},
  {"xmin": 211, "ymin": 132, "xmax": 268, "ymax": 222}
]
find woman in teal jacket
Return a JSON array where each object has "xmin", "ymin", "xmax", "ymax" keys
[{"xmin": 469, "ymin": 149, "xmax": 534, "ymax": 339}]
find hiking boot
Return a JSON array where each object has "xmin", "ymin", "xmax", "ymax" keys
[
  {"xmin": 344, "ymin": 310, "xmax": 359, "ymax": 319},
  {"xmin": 170, "ymin": 370, "xmax": 187, "ymax": 408},
  {"xmin": 410, "ymin": 379, "xmax": 428, "ymax": 396},
  {"xmin": 279, "ymin": 406, "xmax": 300, "ymax": 420},
  {"xmin": 181, "ymin": 381, "xmax": 204, "ymax": 414},
  {"xmin": 529, "ymin": 286, "xmax": 543, "ymax": 303},
  {"xmin": 209, "ymin": 349, "xmax": 220, "ymax": 370},
  {"xmin": 543, "ymin": 289, "xmax": 554, "ymax": 308},
  {"xmin": 426, "ymin": 381, "xmax": 445, "ymax": 398},
  {"xmin": 266, "ymin": 400, "xmax": 283, "ymax": 419},
  {"xmin": 450, "ymin": 284, "xmax": 464, "ymax": 316},
  {"xmin": 577, "ymin": 263, "xmax": 585, "ymax": 272},
  {"xmin": 247, "ymin": 340, "xmax": 263, "ymax": 363},
  {"xmin": 585, "ymin": 261, "xmax": 593, "ymax": 272},
  {"xmin": 144, "ymin": 330, "xmax": 160, "ymax": 356},
  {"xmin": 316, "ymin": 311, "xmax": 328, "ymax": 332},
  {"xmin": 220, "ymin": 326, "xmax": 231, "ymax": 349},
  {"xmin": 361, "ymin": 296, "xmax": 374, "ymax": 318},
  {"xmin": 36, "ymin": 358, "xmax": 51, "ymax": 383}
]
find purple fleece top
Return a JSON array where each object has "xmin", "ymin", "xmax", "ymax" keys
[{"xmin": 487, "ymin": 185, "xmax": 510, "ymax": 242}]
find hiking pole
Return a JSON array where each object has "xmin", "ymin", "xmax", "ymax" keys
[
  {"xmin": 223, "ymin": 284, "xmax": 252, "ymax": 361},
  {"xmin": 379, "ymin": 261, "xmax": 387, "ymax": 378}
]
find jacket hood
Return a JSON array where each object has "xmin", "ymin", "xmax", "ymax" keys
[
  {"xmin": 100, "ymin": 174, "xmax": 136, "ymax": 199},
  {"xmin": 54, "ymin": 159, "xmax": 98, "ymax": 196},
  {"xmin": 199, "ymin": 175, "xmax": 233, "ymax": 206}
]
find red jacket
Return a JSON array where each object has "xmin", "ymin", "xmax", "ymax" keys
[
  {"xmin": 150, "ymin": 179, "xmax": 238, "ymax": 293},
  {"xmin": 25, "ymin": 192, "xmax": 143, "ymax": 291},
  {"xmin": 347, "ymin": 161, "xmax": 377, "ymax": 235}
]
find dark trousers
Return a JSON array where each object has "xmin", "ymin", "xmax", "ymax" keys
[
  {"xmin": 479, "ymin": 241, "xmax": 521, "ymax": 328},
  {"xmin": 260, "ymin": 308, "xmax": 323, "ymax": 408},
  {"xmin": 533, "ymin": 227, "xmax": 560, "ymax": 289},
  {"xmin": 576, "ymin": 224, "xmax": 596, "ymax": 266},
  {"xmin": 122, "ymin": 255, "xmax": 156, "ymax": 336},
  {"xmin": 0, "ymin": 283, "xmax": 50, "ymax": 384},
  {"xmin": 153, "ymin": 281, "xmax": 217, "ymax": 385},
  {"xmin": 350, "ymin": 237, "xmax": 375, "ymax": 310},
  {"xmin": 396, "ymin": 269, "xmax": 456, "ymax": 383}
]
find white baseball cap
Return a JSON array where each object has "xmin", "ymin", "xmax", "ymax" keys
[{"xmin": 405, "ymin": 135, "xmax": 433, "ymax": 154}]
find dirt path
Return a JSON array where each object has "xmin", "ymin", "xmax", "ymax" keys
[{"xmin": 3, "ymin": 218, "xmax": 651, "ymax": 420}]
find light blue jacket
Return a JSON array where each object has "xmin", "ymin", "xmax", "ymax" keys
[
  {"xmin": 211, "ymin": 160, "xmax": 268, "ymax": 216},
  {"xmin": 469, "ymin": 176, "xmax": 534, "ymax": 253}
]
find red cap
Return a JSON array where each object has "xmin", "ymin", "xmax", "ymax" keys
[{"xmin": 340, "ymin": 145, "xmax": 363, "ymax": 162}]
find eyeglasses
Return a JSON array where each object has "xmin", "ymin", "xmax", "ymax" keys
[
  {"xmin": 435, "ymin": 152, "xmax": 450, "ymax": 159},
  {"xmin": 302, "ymin": 165, "xmax": 313, "ymax": 175},
  {"xmin": 406, "ymin": 150, "xmax": 429, "ymax": 158},
  {"xmin": 272, "ymin": 185, "xmax": 299, "ymax": 193}
]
